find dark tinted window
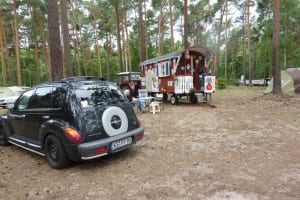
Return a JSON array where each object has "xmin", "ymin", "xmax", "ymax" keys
[
  {"xmin": 52, "ymin": 87, "xmax": 64, "ymax": 108},
  {"xmin": 74, "ymin": 84, "xmax": 126, "ymax": 106},
  {"xmin": 27, "ymin": 87, "xmax": 52, "ymax": 109},
  {"xmin": 17, "ymin": 90, "xmax": 34, "ymax": 110},
  {"xmin": 26, "ymin": 86, "xmax": 64, "ymax": 109}
]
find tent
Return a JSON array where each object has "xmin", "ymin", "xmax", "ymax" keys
[{"xmin": 264, "ymin": 67, "xmax": 300, "ymax": 95}]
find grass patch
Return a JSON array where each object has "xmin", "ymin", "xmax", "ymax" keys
[{"xmin": 0, "ymin": 181, "xmax": 7, "ymax": 188}]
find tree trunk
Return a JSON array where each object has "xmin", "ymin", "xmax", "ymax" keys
[
  {"xmin": 272, "ymin": 0, "xmax": 281, "ymax": 94},
  {"xmin": 183, "ymin": 0, "xmax": 189, "ymax": 48},
  {"xmin": 33, "ymin": 8, "xmax": 51, "ymax": 81},
  {"xmin": 224, "ymin": 0, "xmax": 228, "ymax": 80},
  {"xmin": 114, "ymin": 1, "xmax": 123, "ymax": 72},
  {"xmin": 61, "ymin": 0, "xmax": 73, "ymax": 77},
  {"xmin": 243, "ymin": 8, "xmax": 246, "ymax": 85},
  {"xmin": 13, "ymin": 0, "xmax": 22, "ymax": 86},
  {"xmin": 70, "ymin": 0, "xmax": 81, "ymax": 76},
  {"xmin": 157, "ymin": 6, "xmax": 164, "ymax": 56},
  {"xmin": 138, "ymin": 0, "xmax": 146, "ymax": 62},
  {"xmin": 0, "ymin": 16, "xmax": 7, "ymax": 86},
  {"xmin": 3, "ymin": 20, "xmax": 12, "ymax": 84},
  {"xmin": 143, "ymin": 0, "xmax": 148, "ymax": 59},
  {"xmin": 169, "ymin": 0, "xmax": 175, "ymax": 52},
  {"xmin": 214, "ymin": 4, "xmax": 225, "ymax": 76},
  {"xmin": 123, "ymin": 5, "xmax": 132, "ymax": 72},
  {"xmin": 46, "ymin": 0, "xmax": 63, "ymax": 81},
  {"xmin": 34, "ymin": 38, "xmax": 41, "ymax": 83},
  {"xmin": 93, "ymin": 21, "xmax": 102, "ymax": 78},
  {"xmin": 30, "ymin": 10, "xmax": 41, "ymax": 84},
  {"xmin": 246, "ymin": 0, "xmax": 253, "ymax": 86},
  {"xmin": 105, "ymin": 34, "xmax": 111, "ymax": 81},
  {"xmin": 82, "ymin": 48, "xmax": 88, "ymax": 76}
]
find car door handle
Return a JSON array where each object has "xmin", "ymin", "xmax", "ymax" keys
[{"xmin": 42, "ymin": 115, "xmax": 50, "ymax": 119}]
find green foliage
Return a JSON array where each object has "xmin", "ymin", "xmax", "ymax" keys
[
  {"xmin": 1, "ymin": 0, "xmax": 300, "ymax": 87},
  {"xmin": 216, "ymin": 77, "xmax": 227, "ymax": 90}
]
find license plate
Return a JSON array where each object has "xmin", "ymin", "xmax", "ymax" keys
[{"xmin": 110, "ymin": 137, "xmax": 132, "ymax": 151}]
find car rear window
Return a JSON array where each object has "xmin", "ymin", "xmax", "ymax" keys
[{"xmin": 74, "ymin": 84, "xmax": 126, "ymax": 106}]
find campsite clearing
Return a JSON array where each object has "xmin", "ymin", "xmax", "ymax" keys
[{"xmin": 0, "ymin": 86, "xmax": 299, "ymax": 199}]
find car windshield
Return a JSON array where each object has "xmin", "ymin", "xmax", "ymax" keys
[
  {"xmin": 130, "ymin": 73, "xmax": 140, "ymax": 80},
  {"xmin": 74, "ymin": 83, "xmax": 126, "ymax": 107}
]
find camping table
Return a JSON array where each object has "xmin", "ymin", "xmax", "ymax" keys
[{"xmin": 138, "ymin": 97, "xmax": 154, "ymax": 112}]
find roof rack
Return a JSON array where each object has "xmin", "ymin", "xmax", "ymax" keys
[{"xmin": 60, "ymin": 76, "xmax": 106, "ymax": 82}]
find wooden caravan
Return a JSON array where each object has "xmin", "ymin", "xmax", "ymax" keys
[{"xmin": 139, "ymin": 47, "xmax": 215, "ymax": 105}]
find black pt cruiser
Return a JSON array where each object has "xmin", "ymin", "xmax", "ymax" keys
[{"xmin": 0, "ymin": 77, "xmax": 144, "ymax": 169}]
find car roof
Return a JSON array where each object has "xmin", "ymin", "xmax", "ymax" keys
[{"xmin": 31, "ymin": 76, "xmax": 112, "ymax": 89}]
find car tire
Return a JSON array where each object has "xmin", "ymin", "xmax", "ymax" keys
[
  {"xmin": 45, "ymin": 135, "xmax": 70, "ymax": 169},
  {"xmin": 102, "ymin": 106, "xmax": 128, "ymax": 136},
  {"xmin": 0, "ymin": 127, "xmax": 9, "ymax": 146},
  {"xmin": 170, "ymin": 94, "xmax": 178, "ymax": 105}
]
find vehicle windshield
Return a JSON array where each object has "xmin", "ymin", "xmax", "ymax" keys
[
  {"xmin": 74, "ymin": 83, "xmax": 127, "ymax": 107},
  {"xmin": 117, "ymin": 72, "xmax": 140, "ymax": 83},
  {"xmin": 130, "ymin": 74, "xmax": 140, "ymax": 81}
]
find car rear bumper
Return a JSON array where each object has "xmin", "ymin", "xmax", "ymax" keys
[{"xmin": 77, "ymin": 127, "xmax": 144, "ymax": 160}]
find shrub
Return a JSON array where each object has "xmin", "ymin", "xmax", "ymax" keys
[{"xmin": 216, "ymin": 78, "xmax": 227, "ymax": 89}]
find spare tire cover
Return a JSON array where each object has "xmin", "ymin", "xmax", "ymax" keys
[{"xmin": 102, "ymin": 106, "xmax": 128, "ymax": 136}]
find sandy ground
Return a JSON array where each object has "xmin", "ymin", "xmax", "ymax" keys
[{"xmin": 0, "ymin": 86, "xmax": 299, "ymax": 200}]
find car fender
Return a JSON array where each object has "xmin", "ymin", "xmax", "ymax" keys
[
  {"xmin": 0, "ymin": 114, "xmax": 14, "ymax": 137},
  {"xmin": 39, "ymin": 119, "xmax": 70, "ymax": 149}
]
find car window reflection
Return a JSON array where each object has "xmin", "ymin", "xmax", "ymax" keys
[
  {"xmin": 17, "ymin": 90, "xmax": 34, "ymax": 110},
  {"xmin": 75, "ymin": 84, "xmax": 126, "ymax": 106}
]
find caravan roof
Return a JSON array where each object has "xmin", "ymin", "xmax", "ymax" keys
[{"xmin": 139, "ymin": 47, "xmax": 212, "ymax": 66}]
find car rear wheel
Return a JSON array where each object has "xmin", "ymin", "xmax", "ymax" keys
[
  {"xmin": 45, "ymin": 135, "xmax": 70, "ymax": 169},
  {"xmin": 0, "ymin": 127, "xmax": 9, "ymax": 146}
]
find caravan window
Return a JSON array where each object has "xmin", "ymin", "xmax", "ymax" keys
[{"xmin": 156, "ymin": 61, "xmax": 170, "ymax": 77}]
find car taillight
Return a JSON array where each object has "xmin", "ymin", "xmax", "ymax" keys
[
  {"xmin": 64, "ymin": 127, "xmax": 82, "ymax": 143},
  {"xmin": 134, "ymin": 134, "xmax": 143, "ymax": 141},
  {"xmin": 95, "ymin": 146, "xmax": 107, "ymax": 154}
]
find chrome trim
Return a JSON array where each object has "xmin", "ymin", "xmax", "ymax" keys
[
  {"xmin": 10, "ymin": 114, "xmax": 25, "ymax": 118},
  {"xmin": 9, "ymin": 137, "xmax": 26, "ymax": 144},
  {"xmin": 81, "ymin": 153, "xmax": 108, "ymax": 160},
  {"xmin": 8, "ymin": 141, "xmax": 45, "ymax": 156},
  {"xmin": 9, "ymin": 137, "xmax": 41, "ymax": 148},
  {"xmin": 27, "ymin": 142, "xmax": 41, "ymax": 148}
]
